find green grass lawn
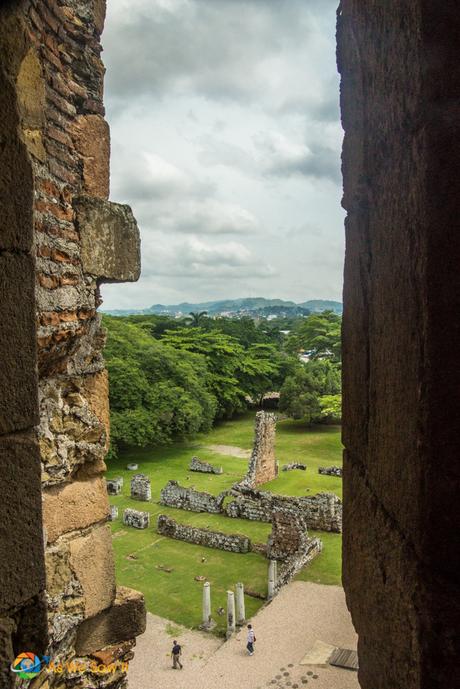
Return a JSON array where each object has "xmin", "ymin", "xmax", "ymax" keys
[{"xmin": 107, "ymin": 413, "xmax": 343, "ymax": 631}]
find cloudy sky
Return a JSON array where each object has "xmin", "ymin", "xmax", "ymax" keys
[{"xmin": 100, "ymin": 0, "xmax": 344, "ymax": 310}]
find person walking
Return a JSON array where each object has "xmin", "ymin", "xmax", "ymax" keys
[
  {"xmin": 171, "ymin": 640, "xmax": 183, "ymax": 669},
  {"xmin": 246, "ymin": 623, "xmax": 256, "ymax": 656}
]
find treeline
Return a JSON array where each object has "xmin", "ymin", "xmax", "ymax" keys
[{"xmin": 103, "ymin": 310, "xmax": 342, "ymax": 455}]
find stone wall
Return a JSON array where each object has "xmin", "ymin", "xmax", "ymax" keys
[
  {"xmin": 190, "ymin": 456, "xmax": 223, "ymax": 474},
  {"xmin": 225, "ymin": 487, "xmax": 342, "ymax": 533},
  {"xmin": 242, "ymin": 411, "xmax": 278, "ymax": 487},
  {"xmin": 123, "ymin": 509, "xmax": 150, "ymax": 530},
  {"xmin": 157, "ymin": 515, "xmax": 251, "ymax": 554},
  {"xmin": 274, "ymin": 537, "xmax": 322, "ymax": 592},
  {"xmin": 338, "ymin": 2, "xmax": 460, "ymax": 689},
  {"xmin": 130, "ymin": 474, "xmax": 151, "ymax": 501},
  {"xmin": 160, "ymin": 480, "xmax": 226, "ymax": 513},
  {"xmin": 0, "ymin": 2, "xmax": 145, "ymax": 687},
  {"xmin": 160, "ymin": 480, "xmax": 341, "ymax": 532},
  {"xmin": 267, "ymin": 507, "xmax": 309, "ymax": 561}
]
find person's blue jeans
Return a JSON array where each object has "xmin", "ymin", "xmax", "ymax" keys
[{"xmin": 247, "ymin": 642, "xmax": 254, "ymax": 654}]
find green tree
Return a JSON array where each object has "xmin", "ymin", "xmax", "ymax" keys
[
  {"xmin": 287, "ymin": 311, "xmax": 341, "ymax": 362},
  {"xmin": 103, "ymin": 317, "xmax": 217, "ymax": 455},
  {"xmin": 279, "ymin": 367, "xmax": 322, "ymax": 422},
  {"xmin": 185, "ymin": 311, "xmax": 208, "ymax": 327}
]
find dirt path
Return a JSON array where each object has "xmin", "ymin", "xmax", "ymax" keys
[
  {"xmin": 204, "ymin": 444, "xmax": 251, "ymax": 459},
  {"xmin": 128, "ymin": 581, "xmax": 360, "ymax": 689}
]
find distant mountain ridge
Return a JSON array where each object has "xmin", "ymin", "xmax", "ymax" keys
[{"xmin": 104, "ymin": 297, "xmax": 342, "ymax": 317}]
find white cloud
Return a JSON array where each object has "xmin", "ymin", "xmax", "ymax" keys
[{"xmin": 101, "ymin": 0, "xmax": 344, "ymax": 309}]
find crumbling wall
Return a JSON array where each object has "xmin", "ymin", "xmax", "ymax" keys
[
  {"xmin": 0, "ymin": 1, "xmax": 145, "ymax": 687},
  {"xmin": 189, "ymin": 456, "xmax": 223, "ymax": 474},
  {"xmin": 338, "ymin": 2, "xmax": 460, "ymax": 689},
  {"xmin": 157, "ymin": 515, "xmax": 251, "ymax": 553},
  {"xmin": 242, "ymin": 411, "xmax": 278, "ymax": 487},
  {"xmin": 225, "ymin": 487, "xmax": 342, "ymax": 533},
  {"xmin": 160, "ymin": 480, "xmax": 226, "ymax": 513}
]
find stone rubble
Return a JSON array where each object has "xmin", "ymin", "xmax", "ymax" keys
[
  {"xmin": 190, "ymin": 456, "xmax": 223, "ymax": 474},
  {"xmin": 282, "ymin": 463, "xmax": 307, "ymax": 471},
  {"xmin": 318, "ymin": 466, "xmax": 343, "ymax": 477}
]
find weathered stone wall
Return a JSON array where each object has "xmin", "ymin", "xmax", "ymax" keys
[
  {"xmin": 338, "ymin": 2, "xmax": 460, "ymax": 689},
  {"xmin": 225, "ymin": 487, "xmax": 342, "ymax": 533},
  {"xmin": 274, "ymin": 537, "xmax": 322, "ymax": 592},
  {"xmin": 157, "ymin": 515, "xmax": 251, "ymax": 554},
  {"xmin": 130, "ymin": 474, "xmax": 151, "ymax": 501},
  {"xmin": 160, "ymin": 480, "xmax": 226, "ymax": 513},
  {"xmin": 123, "ymin": 509, "xmax": 150, "ymax": 530},
  {"xmin": 189, "ymin": 456, "xmax": 223, "ymax": 474},
  {"xmin": 242, "ymin": 411, "xmax": 278, "ymax": 487},
  {"xmin": 267, "ymin": 508, "xmax": 309, "ymax": 561},
  {"xmin": 0, "ymin": 1, "xmax": 145, "ymax": 687}
]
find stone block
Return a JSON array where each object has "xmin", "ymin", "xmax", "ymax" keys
[
  {"xmin": 70, "ymin": 115, "xmax": 110, "ymax": 199},
  {"xmin": 109, "ymin": 505, "xmax": 119, "ymax": 521},
  {"xmin": 106, "ymin": 477, "xmax": 123, "ymax": 495},
  {"xmin": 74, "ymin": 587, "xmax": 146, "ymax": 656},
  {"xmin": 123, "ymin": 509, "xmax": 150, "ymax": 529},
  {"xmin": 130, "ymin": 474, "xmax": 151, "ymax": 501},
  {"xmin": 0, "ymin": 433, "xmax": 45, "ymax": 611},
  {"xmin": 42, "ymin": 477, "xmax": 109, "ymax": 543},
  {"xmin": 69, "ymin": 524, "xmax": 116, "ymax": 618},
  {"xmin": 74, "ymin": 196, "xmax": 141, "ymax": 282},
  {"xmin": 82, "ymin": 370, "xmax": 110, "ymax": 452},
  {"xmin": 0, "ymin": 254, "xmax": 38, "ymax": 434}
]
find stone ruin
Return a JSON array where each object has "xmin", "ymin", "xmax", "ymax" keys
[
  {"xmin": 109, "ymin": 505, "xmax": 119, "ymax": 521},
  {"xmin": 157, "ymin": 515, "xmax": 251, "ymax": 553},
  {"xmin": 130, "ymin": 473, "xmax": 151, "ymax": 501},
  {"xmin": 161, "ymin": 479, "xmax": 225, "ymax": 513},
  {"xmin": 242, "ymin": 410, "xmax": 278, "ymax": 487},
  {"xmin": 106, "ymin": 476, "xmax": 123, "ymax": 495},
  {"xmin": 282, "ymin": 462, "xmax": 307, "ymax": 472},
  {"xmin": 160, "ymin": 480, "xmax": 342, "ymax": 533},
  {"xmin": 190, "ymin": 456, "xmax": 223, "ymax": 474},
  {"xmin": 267, "ymin": 507, "xmax": 309, "ymax": 560},
  {"xmin": 319, "ymin": 466, "xmax": 343, "ymax": 477},
  {"xmin": 123, "ymin": 508, "xmax": 150, "ymax": 530}
]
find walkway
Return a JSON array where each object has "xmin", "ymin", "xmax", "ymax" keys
[{"xmin": 128, "ymin": 581, "xmax": 360, "ymax": 689}]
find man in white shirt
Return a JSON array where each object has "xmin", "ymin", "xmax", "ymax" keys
[{"xmin": 246, "ymin": 624, "xmax": 256, "ymax": 655}]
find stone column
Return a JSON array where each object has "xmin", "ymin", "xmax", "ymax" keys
[
  {"xmin": 268, "ymin": 560, "xmax": 277, "ymax": 599},
  {"xmin": 235, "ymin": 582, "xmax": 245, "ymax": 625},
  {"xmin": 201, "ymin": 581, "xmax": 215, "ymax": 630},
  {"xmin": 226, "ymin": 590, "xmax": 236, "ymax": 639}
]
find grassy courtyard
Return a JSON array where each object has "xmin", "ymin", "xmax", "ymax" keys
[{"xmin": 107, "ymin": 413, "xmax": 342, "ymax": 633}]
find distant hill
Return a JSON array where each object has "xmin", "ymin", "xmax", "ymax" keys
[{"xmin": 104, "ymin": 297, "xmax": 342, "ymax": 318}]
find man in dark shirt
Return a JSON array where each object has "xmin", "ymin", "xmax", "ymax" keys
[{"xmin": 171, "ymin": 640, "xmax": 183, "ymax": 669}]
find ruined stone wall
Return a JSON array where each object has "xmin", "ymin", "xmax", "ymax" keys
[
  {"xmin": 157, "ymin": 515, "xmax": 251, "ymax": 554},
  {"xmin": 225, "ymin": 488, "xmax": 342, "ymax": 533},
  {"xmin": 0, "ymin": 1, "xmax": 145, "ymax": 687},
  {"xmin": 242, "ymin": 411, "xmax": 277, "ymax": 487},
  {"xmin": 160, "ymin": 480, "xmax": 226, "ymax": 513},
  {"xmin": 160, "ymin": 480, "xmax": 341, "ymax": 532},
  {"xmin": 338, "ymin": 2, "xmax": 460, "ymax": 689}
]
